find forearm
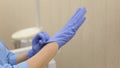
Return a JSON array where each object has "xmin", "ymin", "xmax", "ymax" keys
[
  {"xmin": 26, "ymin": 42, "xmax": 58, "ymax": 68},
  {"xmin": 16, "ymin": 52, "xmax": 28, "ymax": 64}
]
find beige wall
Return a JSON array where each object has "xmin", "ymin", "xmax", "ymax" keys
[
  {"xmin": 0, "ymin": 0, "xmax": 35, "ymax": 49},
  {"xmin": 0, "ymin": 0, "xmax": 120, "ymax": 68}
]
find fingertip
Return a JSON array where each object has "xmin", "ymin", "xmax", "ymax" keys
[
  {"xmin": 81, "ymin": 7, "xmax": 87, "ymax": 13},
  {"xmin": 77, "ymin": 17, "xmax": 86, "ymax": 28},
  {"xmin": 81, "ymin": 7, "xmax": 86, "ymax": 10},
  {"xmin": 81, "ymin": 17, "xmax": 86, "ymax": 24}
]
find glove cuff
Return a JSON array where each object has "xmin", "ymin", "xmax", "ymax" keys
[
  {"xmin": 46, "ymin": 40, "xmax": 61, "ymax": 49},
  {"xmin": 27, "ymin": 50, "xmax": 35, "ymax": 58}
]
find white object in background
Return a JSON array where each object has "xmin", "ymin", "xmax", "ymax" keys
[
  {"xmin": 11, "ymin": 46, "xmax": 56, "ymax": 68},
  {"xmin": 11, "ymin": 27, "xmax": 42, "ymax": 48},
  {"xmin": 12, "ymin": 27, "xmax": 42, "ymax": 40}
]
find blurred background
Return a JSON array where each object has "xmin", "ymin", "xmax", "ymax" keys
[{"xmin": 0, "ymin": 0, "xmax": 120, "ymax": 68}]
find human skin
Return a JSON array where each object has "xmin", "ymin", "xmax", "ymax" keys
[{"xmin": 16, "ymin": 42, "xmax": 58, "ymax": 68}]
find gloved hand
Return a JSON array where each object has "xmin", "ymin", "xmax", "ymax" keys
[
  {"xmin": 47, "ymin": 7, "xmax": 87, "ymax": 48},
  {"xmin": 27, "ymin": 32, "xmax": 50, "ymax": 58}
]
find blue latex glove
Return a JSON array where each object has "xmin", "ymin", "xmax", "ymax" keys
[
  {"xmin": 27, "ymin": 32, "xmax": 50, "ymax": 58},
  {"xmin": 47, "ymin": 7, "xmax": 87, "ymax": 48}
]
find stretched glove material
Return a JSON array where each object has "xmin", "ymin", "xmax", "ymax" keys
[{"xmin": 47, "ymin": 7, "xmax": 87, "ymax": 48}]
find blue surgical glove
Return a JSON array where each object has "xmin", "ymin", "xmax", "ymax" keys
[
  {"xmin": 27, "ymin": 32, "xmax": 50, "ymax": 58},
  {"xmin": 47, "ymin": 7, "xmax": 87, "ymax": 48}
]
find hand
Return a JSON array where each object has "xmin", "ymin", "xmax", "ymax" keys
[
  {"xmin": 47, "ymin": 7, "xmax": 87, "ymax": 48},
  {"xmin": 27, "ymin": 32, "xmax": 50, "ymax": 58}
]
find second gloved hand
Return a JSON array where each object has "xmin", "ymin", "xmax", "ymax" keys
[
  {"xmin": 27, "ymin": 32, "xmax": 50, "ymax": 58},
  {"xmin": 47, "ymin": 7, "xmax": 87, "ymax": 48}
]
